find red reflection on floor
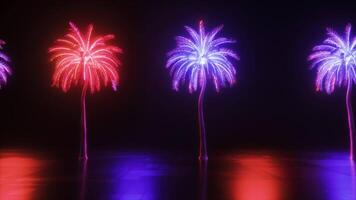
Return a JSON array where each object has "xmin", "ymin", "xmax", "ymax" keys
[
  {"xmin": 231, "ymin": 155, "xmax": 284, "ymax": 200},
  {"xmin": 0, "ymin": 151, "xmax": 43, "ymax": 200}
]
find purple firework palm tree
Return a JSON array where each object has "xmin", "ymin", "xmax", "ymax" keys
[
  {"xmin": 166, "ymin": 20, "xmax": 239, "ymax": 160},
  {"xmin": 0, "ymin": 40, "xmax": 11, "ymax": 88},
  {"xmin": 309, "ymin": 24, "xmax": 356, "ymax": 160}
]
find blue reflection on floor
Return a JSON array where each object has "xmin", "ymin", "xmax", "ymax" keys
[
  {"xmin": 111, "ymin": 154, "xmax": 162, "ymax": 200},
  {"xmin": 82, "ymin": 152, "xmax": 194, "ymax": 200},
  {"xmin": 305, "ymin": 152, "xmax": 356, "ymax": 200}
]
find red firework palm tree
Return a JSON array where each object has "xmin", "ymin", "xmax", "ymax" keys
[{"xmin": 49, "ymin": 22, "xmax": 122, "ymax": 160}]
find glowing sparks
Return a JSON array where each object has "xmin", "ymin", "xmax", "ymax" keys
[
  {"xmin": 309, "ymin": 23, "xmax": 356, "ymax": 94},
  {"xmin": 166, "ymin": 20, "xmax": 239, "ymax": 93},
  {"xmin": 0, "ymin": 40, "xmax": 11, "ymax": 88},
  {"xmin": 49, "ymin": 22, "xmax": 122, "ymax": 93}
]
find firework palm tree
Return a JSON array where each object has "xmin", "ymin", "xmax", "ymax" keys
[
  {"xmin": 166, "ymin": 20, "xmax": 239, "ymax": 160},
  {"xmin": 49, "ymin": 22, "xmax": 122, "ymax": 160},
  {"xmin": 309, "ymin": 23, "xmax": 356, "ymax": 160},
  {"xmin": 0, "ymin": 40, "xmax": 11, "ymax": 88}
]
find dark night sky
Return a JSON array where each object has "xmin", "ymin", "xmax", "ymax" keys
[{"xmin": 0, "ymin": 0, "xmax": 356, "ymax": 155}]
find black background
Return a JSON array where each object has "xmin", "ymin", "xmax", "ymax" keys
[{"xmin": 0, "ymin": 0, "xmax": 355, "ymax": 155}]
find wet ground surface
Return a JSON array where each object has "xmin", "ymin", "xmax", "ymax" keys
[{"xmin": 1, "ymin": 149, "xmax": 355, "ymax": 200}]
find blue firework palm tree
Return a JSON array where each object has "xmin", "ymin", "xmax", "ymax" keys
[
  {"xmin": 166, "ymin": 20, "xmax": 239, "ymax": 160},
  {"xmin": 309, "ymin": 23, "xmax": 356, "ymax": 160}
]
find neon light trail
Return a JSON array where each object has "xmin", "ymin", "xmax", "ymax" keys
[
  {"xmin": 49, "ymin": 22, "xmax": 122, "ymax": 160},
  {"xmin": 0, "ymin": 40, "xmax": 11, "ymax": 88},
  {"xmin": 309, "ymin": 24, "xmax": 356, "ymax": 160},
  {"xmin": 166, "ymin": 20, "xmax": 239, "ymax": 160}
]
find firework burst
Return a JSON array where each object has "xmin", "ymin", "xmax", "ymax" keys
[
  {"xmin": 167, "ymin": 20, "xmax": 239, "ymax": 93},
  {"xmin": 49, "ymin": 22, "xmax": 122, "ymax": 93}
]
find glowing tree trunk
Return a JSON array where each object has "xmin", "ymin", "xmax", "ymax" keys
[
  {"xmin": 80, "ymin": 84, "xmax": 88, "ymax": 160},
  {"xmin": 198, "ymin": 81, "xmax": 208, "ymax": 161},
  {"xmin": 346, "ymin": 80, "xmax": 356, "ymax": 160},
  {"xmin": 198, "ymin": 160, "xmax": 208, "ymax": 200}
]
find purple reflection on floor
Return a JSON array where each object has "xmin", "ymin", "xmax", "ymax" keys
[
  {"xmin": 304, "ymin": 152, "xmax": 356, "ymax": 200},
  {"xmin": 111, "ymin": 154, "xmax": 162, "ymax": 200}
]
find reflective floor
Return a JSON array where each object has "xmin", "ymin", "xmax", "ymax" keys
[{"xmin": 0, "ymin": 150, "xmax": 355, "ymax": 200}]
